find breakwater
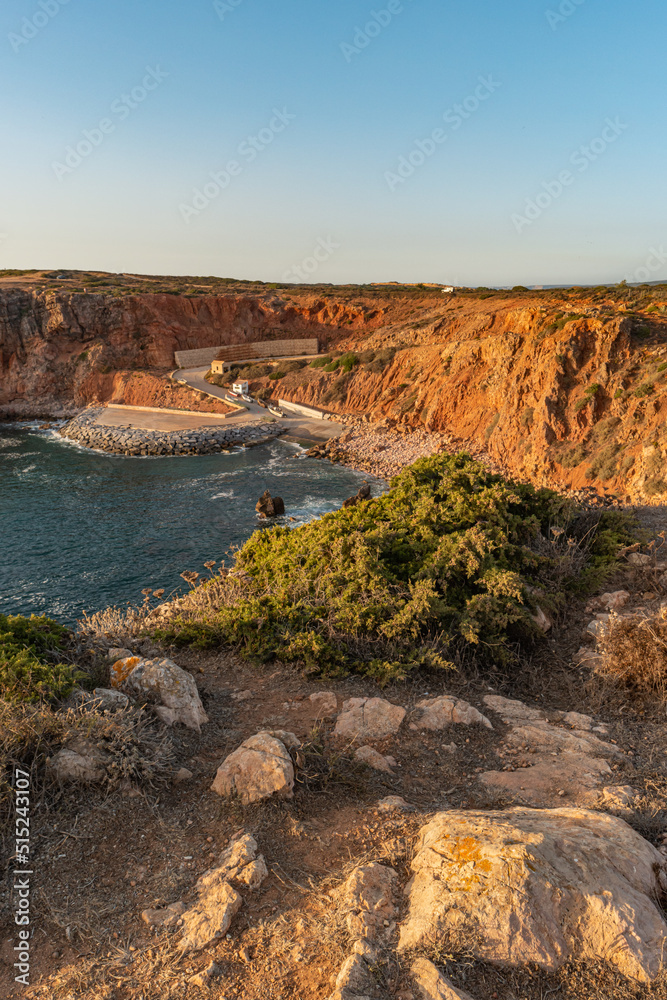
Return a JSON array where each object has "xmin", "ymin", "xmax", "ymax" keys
[{"xmin": 60, "ymin": 409, "xmax": 285, "ymax": 456}]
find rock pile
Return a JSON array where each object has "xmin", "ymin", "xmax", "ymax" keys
[{"xmin": 60, "ymin": 409, "xmax": 285, "ymax": 456}]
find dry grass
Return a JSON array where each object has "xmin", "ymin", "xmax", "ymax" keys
[
  {"xmin": 0, "ymin": 699, "xmax": 174, "ymax": 832},
  {"xmin": 594, "ymin": 607, "xmax": 667, "ymax": 698}
]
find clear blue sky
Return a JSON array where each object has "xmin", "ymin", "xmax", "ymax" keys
[{"xmin": 1, "ymin": 0, "xmax": 665, "ymax": 286}]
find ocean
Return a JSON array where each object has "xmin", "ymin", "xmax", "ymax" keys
[{"xmin": 0, "ymin": 423, "xmax": 380, "ymax": 625}]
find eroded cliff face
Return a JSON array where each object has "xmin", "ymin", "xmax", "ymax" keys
[
  {"xmin": 266, "ymin": 299, "xmax": 667, "ymax": 501},
  {"xmin": 3, "ymin": 282, "xmax": 667, "ymax": 500},
  {"xmin": 0, "ymin": 288, "xmax": 379, "ymax": 416}
]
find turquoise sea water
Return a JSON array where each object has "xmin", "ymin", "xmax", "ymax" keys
[{"xmin": 0, "ymin": 424, "xmax": 380, "ymax": 625}]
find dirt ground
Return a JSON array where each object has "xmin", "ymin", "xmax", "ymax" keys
[{"xmin": 3, "ymin": 550, "xmax": 667, "ymax": 1000}]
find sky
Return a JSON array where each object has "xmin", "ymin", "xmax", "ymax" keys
[{"xmin": 1, "ymin": 0, "xmax": 666, "ymax": 286}]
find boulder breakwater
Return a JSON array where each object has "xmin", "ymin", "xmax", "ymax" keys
[{"xmin": 59, "ymin": 409, "xmax": 285, "ymax": 456}]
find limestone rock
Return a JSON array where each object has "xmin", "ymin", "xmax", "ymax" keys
[
  {"xmin": 628, "ymin": 552, "xmax": 652, "ymax": 566},
  {"xmin": 332, "ymin": 953, "xmax": 375, "ymax": 1000},
  {"xmin": 108, "ymin": 647, "xmax": 133, "ymax": 662},
  {"xmin": 480, "ymin": 753, "xmax": 613, "ymax": 807},
  {"xmin": 377, "ymin": 795, "xmax": 413, "ymax": 813},
  {"xmin": 48, "ymin": 741, "xmax": 107, "ymax": 784},
  {"xmin": 179, "ymin": 879, "xmax": 242, "ymax": 954},
  {"xmin": 595, "ymin": 591, "xmax": 630, "ymax": 612},
  {"xmin": 337, "ymin": 863, "xmax": 397, "ymax": 941},
  {"xmin": 334, "ymin": 697, "xmax": 406, "ymax": 741},
  {"xmin": 483, "ymin": 695, "xmax": 547, "ymax": 724},
  {"xmin": 399, "ymin": 807, "xmax": 667, "ymax": 983},
  {"xmin": 413, "ymin": 696, "xmax": 492, "ymax": 731},
  {"xmin": 309, "ymin": 691, "xmax": 338, "ymax": 716},
  {"xmin": 560, "ymin": 710, "xmax": 595, "ymax": 730},
  {"xmin": 355, "ymin": 746, "xmax": 396, "ymax": 773},
  {"xmin": 141, "ymin": 901, "xmax": 186, "ymax": 929},
  {"xmin": 111, "ymin": 656, "xmax": 208, "ymax": 731},
  {"xmin": 174, "ymin": 767, "xmax": 193, "ymax": 784},
  {"xmin": 599, "ymin": 784, "xmax": 639, "ymax": 814},
  {"xmin": 211, "ymin": 732, "xmax": 296, "ymax": 804},
  {"xmin": 256, "ymin": 489, "xmax": 285, "ymax": 518},
  {"xmin": 189, "ymin": 961, "xmax": 221, "ymax": 989},
  {"xmin": 531, "ymin": 606, "xmax": 552, "ymax": 632},
  {"xmin": 73, "ymin": 687, "xmax": 130, "ymax": 712},
  {"xmin": 412, "ymin": 958, "xmax": 476, "ymax": 1000}
]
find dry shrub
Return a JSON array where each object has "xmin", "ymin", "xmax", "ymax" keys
[
  {"xmin": 0, "ymin": 699, "xmax": 174, "ymax": 830},
  {"xmin": 594, "ymin": 608, "xmax": 667, "ymax": 698}
]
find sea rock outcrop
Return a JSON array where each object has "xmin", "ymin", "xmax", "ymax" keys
[{"xmin": 256, "ymin": 490, "xmax": 285, "ymax": 517}]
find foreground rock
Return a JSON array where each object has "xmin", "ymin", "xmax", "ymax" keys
[
  {"xmin": 179, "ymin": 834, "xmax": 267, "ymax": 952},
  {"xmin": 110, "ymin": 655, "xmax": 208, "ymax": 730},
  {"xmin": 330, "ymin": 863, "xmax": 397, "ymax": 1000},
  {"xmin": 480, "ymin": 695, "xmax": 619, "ymax": 807},
  {"xmin": 399, "ymin": 807, "xmax": 667, "ymax": 983},
  {"xmin": 211, "ymin": 731, "xmax": 298, "ymax": 804},
  {"xmin": 412, "ymin": 958, "xmax": 476, "ymax": 1000},
  {"xmin": 256, "ymin": 489, "xmax": 285, "ymax": 517},
  {"xmin": 411, "ymin": 695, "xmax": 492, "ymax": 731},
  {"xmin": 48, "ymin": 741, "xmax": 108, "ymax": 784},
  {"xmin": 334, "ymin": 697, "xmax": 406, "ymax": 741}
]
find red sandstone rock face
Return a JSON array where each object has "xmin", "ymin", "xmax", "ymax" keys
[
  {"xmin": 3, "ymin": 285, "xmax": 667, "ymax": 501},
  {"xmin": 0, "ymin": 288, "xmax": 375, "ymax": 416}
]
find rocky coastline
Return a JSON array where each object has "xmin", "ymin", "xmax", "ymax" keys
[{"xmin": 59, "ymin": 409, "xmax": 286, "ymax": 457}]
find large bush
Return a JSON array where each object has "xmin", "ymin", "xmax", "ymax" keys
[
  {"xmin": 0, "ymin": 614, "xmax": 80, "ymax": 703},
  {"xmin": 153, "ymin": 454, "xmax": 636, "ymax": 681}
]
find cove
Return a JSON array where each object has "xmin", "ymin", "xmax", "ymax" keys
[{"xmin": 0, "ymin": 424, "xmax": 380, "ymax": 625}]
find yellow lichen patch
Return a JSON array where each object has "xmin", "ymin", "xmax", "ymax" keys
[{"xmin": 110, "ymin": 656, "xmax": 141, "ymax": 689}]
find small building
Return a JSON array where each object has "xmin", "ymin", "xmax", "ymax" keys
[{"xmin": 232, "ymin": 380, "xmax": 249, "ymax": 396}]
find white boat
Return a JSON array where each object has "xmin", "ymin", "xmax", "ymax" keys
[{"xmin": 269, "ymin": 407, "xmax": 284, "ymax": 417}]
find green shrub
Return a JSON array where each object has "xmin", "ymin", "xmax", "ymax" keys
[
  {"xmin": 310, "ymin": 356, "xmax": 333, "ymax": 369},
  {"xmin": 152, "ymin": 454, "xmax": 635, "ymax": 681},
  {"xmin": 634, "ymin": 383, "xmax": 655, "ymax": 398},
  {"xmin": 338, "ymin": 352, "xmax": 358, "ymax": 373},
  {"xmin": 0, "ymin": 615, "xmax": 80, "ymax": 703},
  {"xmin": 614, "ymin": 389, "xmax": 624, "ymax": 399},
  {"xmin": 658, "ymin": 362, "xmax": 667, "ymax": 373}
]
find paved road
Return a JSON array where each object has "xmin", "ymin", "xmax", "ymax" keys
[{"xmin": 174, "ymin": 367, "xmax": 342, "ymax": 443}]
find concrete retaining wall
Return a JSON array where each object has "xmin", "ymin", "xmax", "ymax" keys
[
  {"xmin": 175, "ymin": 338, "xmax": 319, "ymax": 370},
  {"xmin": 279, "ymin": 399, "xmax": 327, "ymax": 420}
]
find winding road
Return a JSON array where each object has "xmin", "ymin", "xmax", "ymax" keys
[{"xmin": 174, "ymin": 367, "xmax": 342, "ymax": 443}]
